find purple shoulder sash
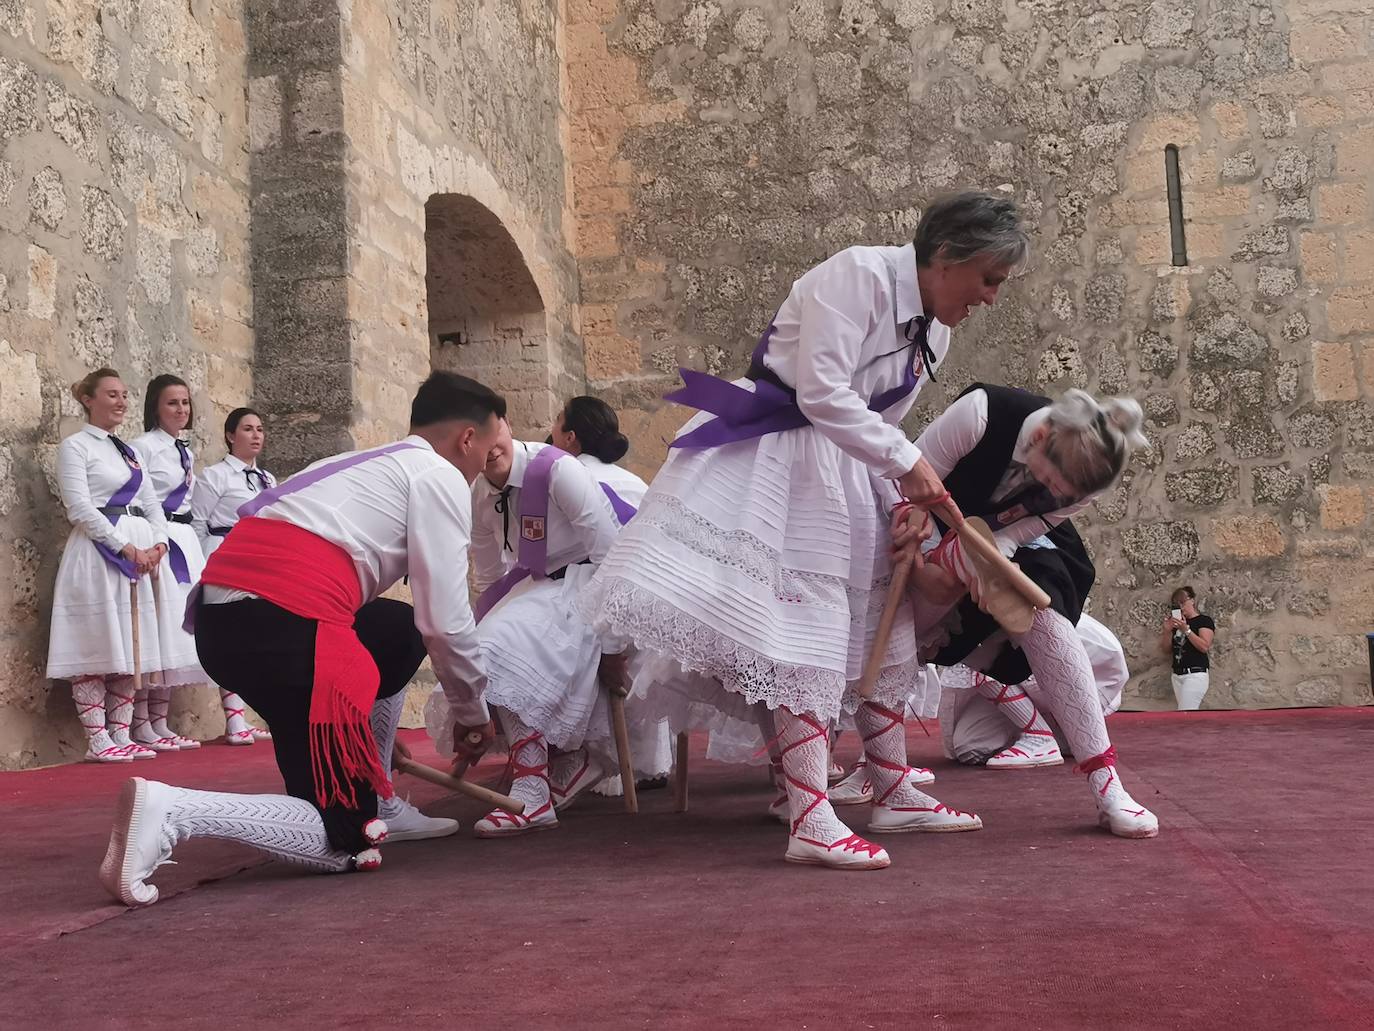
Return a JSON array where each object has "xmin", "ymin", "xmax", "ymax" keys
[
  {"xmin": 474, "ymin": 446, "xmax": 570, "ymax": 622},
  {"xmin": 94, "ymin": 438, "xmax": 144, "ymax": 581}
]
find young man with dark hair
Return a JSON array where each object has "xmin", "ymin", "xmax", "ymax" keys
[{"xmin": 99, "ymin": 372, "xmax": 505, "ymax": 906}]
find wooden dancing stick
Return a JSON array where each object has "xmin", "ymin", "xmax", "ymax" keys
[
  {"xmin": 931, "ymin": 501, "xmax": 1052, "ymax": 612},
  {"xmin": 856, "ymin": 542, "xmax": 915, "ymax": 700},
  {"xmin": 394, "ymin": 754, "xmax": 526, "ymax": 815},
  {"xmin": 609, "ymin": 685, "xmax": 639, "ymax": 815},
  {"xmin": 129, "ymin": 579, "xmax": 142, "ymax": 697}
]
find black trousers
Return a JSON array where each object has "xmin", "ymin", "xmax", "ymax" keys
[{"xmin": 195, "ymin": 597, "xmax": 426, "ymax": 853}]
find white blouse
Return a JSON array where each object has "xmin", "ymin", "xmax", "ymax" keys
[
  {"xmin": 57, "ymin": 424, "xmax": 170, "ymax": 551},
  {"xmin": 915, "ymin": 388, "xmax": 1095, "ymax": 556},
  {"xmin": 575, "ymin": 453, "xmax": 649, "ymax": 508},
  {"xmin": 745, "ymin": 242, "xmax": 950, "ymax": 480},
  {"xmin": 471, "ymin": 441, "xmax": 621, "ymax": 594},
  {"xmin": 131, "ymin": 428, "xmax": 195, "ymax": 516},
  {"xmin": 191, "ymin": 454, "xmax": 277, "ymax": 546}
]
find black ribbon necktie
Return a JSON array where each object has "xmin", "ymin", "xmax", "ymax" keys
[
  {"xmin": 245, "ymin": 468, "xmax": 269, "ymax": 493},
  {"xmin": 903, "ymin": 315, "xmax": 937, "ymax": 383},
  {"xmin": 495, "ymin": 486, "xmax": 514, "ymax": 552},
  {"xmin": 110, "ymin": 435, "xmax": 134, "ymax": 462},
  {"xmin": 175, "ymin": 439, "xmax": 191, "ymax": 478}
]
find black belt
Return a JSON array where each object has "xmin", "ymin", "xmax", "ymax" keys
[
  {"xmin": 745, "ymin": 358, "xmax": 794, "ymax": 398},
  {"xmin": 208, "ymin": 525, "xmax": 233, "ymax": 537},
  {"xmin": 549, "ymin": 558, "xmax": 592, "ymax": 581},
  {"xmin": 1174, "ymin": 667, "xmax": 1208, "ymax": 675},
  {"xmin": 167, "ymin": 511, "xmax": 193, "ymax": 524},
  {"xmin": 100, "ymin": 505, "xmax": 145, "ymax": 518}
]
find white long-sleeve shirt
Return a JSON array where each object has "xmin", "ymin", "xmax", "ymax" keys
[
  {"xmin": 191, "ymin": 454, "xmax": 277, "ymax": 549},
  {"xmin": 749, "ymin": 242, "xmax": 949, "ymax": 479},
  {"xmin": 471, "ymin": 441, "xmax": 621, "ymax": 595},
  {"xmin": 575, "ymin": 453, "xmax": 649, "ymax": 508},
  {"xmin": 915, "ymin": 388, "xmax": 1096, "ymax": 556},
  {"xmin": 131, "ymin": 428, "xmax": 195, "ymax": 516},
  {"xmin": 57, "ymin": 424, "xmax": 170, "ymax": 551},
  {"xmin": 209, "ymin": 435, "xmax": 489, "ymax": 726}
]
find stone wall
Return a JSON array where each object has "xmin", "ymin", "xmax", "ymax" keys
[
  {"xmin": 0, "ymin": 0, "xmax": 253, "ymax": 768},
  {"xmin": 568, "ymin": 0, "xmax": 1374, "ymax": 709}
]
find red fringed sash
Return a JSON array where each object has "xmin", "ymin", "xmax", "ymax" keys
[{"xmin": 200, "ymin": 516, "xmax": 393, "ymax": 809}]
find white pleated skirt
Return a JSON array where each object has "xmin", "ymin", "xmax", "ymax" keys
[
  {"xmin": 46, "ymin": 517, "xmax": 203, "ymax": 683},
  {"xmin": 426, "ymin": 564, "xmax": 666, "ymax": 772},
  {"xmin": 577, "ymin": 413, "xmax": 918, "ymax": 740}
]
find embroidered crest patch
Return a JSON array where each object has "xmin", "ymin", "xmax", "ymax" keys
[{"xmin": 521, "ymin": 515, "xmax": 546, "ymax": 542}]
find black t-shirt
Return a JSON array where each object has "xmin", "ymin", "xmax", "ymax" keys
[{"xmin": 1172, "ymin": 613, "xmax": 1216, "ymax": 673}]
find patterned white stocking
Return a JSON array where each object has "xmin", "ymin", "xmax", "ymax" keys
[
  {"xmin": 167, "ymin": 787, "xmax": 357, "ymax": 872},
  {"xmin": 774, "ymin": 708, "xmax": 853, "ymax": 845},
  {"xmin": 147, "ymin": 687, "xmax": 176, "ymax": 739},
  {"xmin": 72, "ymin": 676, "xmax": 108, "ymax": 740},
  {"xmin": 854, "ymin": 702, "xmax": 943, "ymax": 810},
  {"xmin": 220, "ymin": 689, "xmax": 252, "ymax": 737},
  {"xmin": 973, "ymin": 673, "xmax": 1056, "ymax": 743},
  {"xmin": 105, "ymin": 676, "xmax": 137, "ymax": 747},
  {"xmin": 498, "ymin": 709, "xmax": 552, "ymax": 815},
  {"xmin": 1013, "ymin": 609, "xmax": 1110, "ymax": 762}
]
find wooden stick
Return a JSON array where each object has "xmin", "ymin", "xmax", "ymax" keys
[
  {"xmin": 934, "ymin": 503, "xmax": 1052, "ymax": 610},
  {"xmin": 129, "ymin": 579, "xmax": 142, "ymax": 696},
  {"xmin": 609, "ymin": 689, "xmax": 638, "ymax": 814},
  {"xmin": 394, "ymin": 755, "xmax": 525, "ymax": 815},
  {"xmin": 673, "ymin": 731, "xmax": 689, "ymax": 813},
  {"xmin": 856, "ymin": 548, "xmax": 914, "ymax": 699}
]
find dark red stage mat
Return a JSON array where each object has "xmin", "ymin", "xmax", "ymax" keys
[{"xmin": 4, "ymin": 708, "xmax": 1372, "ymax": 1029}]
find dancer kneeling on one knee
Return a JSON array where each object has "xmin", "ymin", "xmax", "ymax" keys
[
  {"xmin": 424, "ymin": 416, "xmax": 635, "ymax": 837},
  {"xmin": 579, "ymin": 191, "xmax": 1028, "ymax": 870},
  {"xmin": 899, "ymin": 384, "xmax": 1158, "ymax": 839},
  {"xmin": 99, "ymin": 373, "xmax": 502, "ymax": 906}
]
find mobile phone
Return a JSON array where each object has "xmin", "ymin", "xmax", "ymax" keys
[{"xmin": 1171, "ymin": 608, "xmax": 1182, "ymax": 621}]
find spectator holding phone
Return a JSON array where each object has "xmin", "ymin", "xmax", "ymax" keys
[{"xmin": 1160, "ymin": 586, "xmax": 1215, "ymax": 710}]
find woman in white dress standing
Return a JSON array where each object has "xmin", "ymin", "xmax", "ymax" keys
[
  {"xmin": 47, "ymin": 369, "xmax": 197, "ymax": 762},
  {"xmin": 190, "ymin": 407, "xmax": 276, "ymax": 744},
  {"xmin": 128, "ymin": 374, "xmax": 207, "ymax": 751},
  {"xmin": 550, "ymin": 395, "xmax": 671, "ymax": 796}
]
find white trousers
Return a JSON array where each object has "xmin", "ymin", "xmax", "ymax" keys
[{"xmin": 1171, "ymin": 672, "xmax": 1209, "ymax": 711}]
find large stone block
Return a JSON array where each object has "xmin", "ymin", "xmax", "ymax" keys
[{"xmin": 1212, "ymin": 515, "xmax": 1286, "ymax": 559}]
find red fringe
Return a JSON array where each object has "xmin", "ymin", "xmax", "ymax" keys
[{"xmin": 308, "ymin": 621, "xmax": 395, "ymax": 808}]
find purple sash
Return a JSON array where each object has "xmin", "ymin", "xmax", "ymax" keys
[
  {"xmin": 666, "ymin": 255, "xmax": 928, "ymax": 449},
  {"xmin": 95, "ymin": 436, "xmax": 144, "ymax": 581},
  {"xmin": 474, "ymin": 446, "xmax": 569, "ymax": 622},
  {"xmin": 184, "ymin": 441, "xmax": 422, "ymax": 633},
  {"xmin": 162, "ymin": 439, "xmax": 194, "ymax": 584},
  {"xmin": 599, "ymin": 481, "xmax": 637, "ymax": 525}
]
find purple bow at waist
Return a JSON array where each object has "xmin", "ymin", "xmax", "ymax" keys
[{"xmin": 666, "ymin": 311, "xmax": 932, "ymax": 450}]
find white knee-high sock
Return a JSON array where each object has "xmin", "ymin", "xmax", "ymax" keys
[
  {"xmin": 497, "ymin": 708, "xmax": 551, "ymax": 816},
  {"xmin": 973, "ymin": 673, "xmax": 1055, "ymax": 743},
  {"xmin": 167, "ymin": 787, "xmax": 357, "ymax": 872},
  {"xmin": 853, "ymin": 701, "xmax": 944, "ymax": 810},
  {"xmin": 774, "ymin": 708, "xmax": 852, "ymax": 844},
  {"xmin": 1013, "ymin": 610, "xmax": 1110, "ymax": 762},
  {"xmin": 220, "ymin": 689, "xmax": 251, "ymax": 736},
  {"xmin": 72, "ymin": 676, "xmax": 108, "ymax": 740},
  {"xmin": 147, "ymin": 687, "xmax": 175, "ymax": 739},
  {"xmin": 105, "ymin": 676, "xmax": 136, "ymax": 747}
]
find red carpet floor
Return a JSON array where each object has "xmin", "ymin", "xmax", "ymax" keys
[{"xmin": 3, "ymin": 708, "xmax": 1373, "ymax": 1029}]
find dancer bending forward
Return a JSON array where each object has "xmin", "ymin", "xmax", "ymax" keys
[
  {"xmin": 580, "ymin": 192, "xmax": 1030, "ymax": 869},
  {"xmin": 902, "ymin": 384, "xmax": 1158, "ymax": 838}
]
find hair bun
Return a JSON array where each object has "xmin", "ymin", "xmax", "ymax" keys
[{"xmin": 597, "ymin": 432, "xmax": 630, "ymax": 464}]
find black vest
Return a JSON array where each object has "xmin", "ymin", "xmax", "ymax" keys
[{"xmin": 942, "ymin": 384, "xmax": 1058, "ymax": 530}]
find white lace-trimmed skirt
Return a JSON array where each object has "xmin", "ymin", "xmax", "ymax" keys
[
  {"xmin": 577, "ymin": 419, "xmax": 919, "ymax": 739},
  {"xmin": 425, "ymin": 564, "xmax": 664, "ymax": 769},
  {"xmin": 46, "ymin": 518, "xmax": 203, "ymax": 683}
]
